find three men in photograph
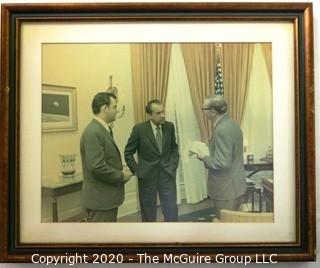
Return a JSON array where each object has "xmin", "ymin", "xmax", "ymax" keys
[
  {"xmin": 80, "ymin": 92, "xmax": 132, "ymax": 222},
  {"xmin": 124, "ymin": 100, "xmax": 180, "ymax": 222},
  {"xmin": 196, "ymin": 95, "xmax": 247, "ymax": 219},
  {"xmin": 80, "ymin": 93, "xmax": 245, "ymax": 222}
]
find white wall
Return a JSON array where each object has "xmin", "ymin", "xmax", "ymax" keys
[{"xmin": 0, "ymin": 0, "xmax": 319, "ymax": 267}]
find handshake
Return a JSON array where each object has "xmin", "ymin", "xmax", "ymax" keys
[{"xmin": 122, "ymin": 166, "xmax": 134, "ymax": 183}]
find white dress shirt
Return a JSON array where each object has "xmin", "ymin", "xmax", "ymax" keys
[
  {"xmin": 94, "ymin": 116, "xmax": 112, "ymax": 133},
  {"xmin": 149, "ymin": 120, "xmax": 162, "ymax": 138}
]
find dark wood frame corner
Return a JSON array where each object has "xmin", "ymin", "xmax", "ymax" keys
[{"xmin": 0, "ymin": 2, "xmax": 315, "ymax": 263}]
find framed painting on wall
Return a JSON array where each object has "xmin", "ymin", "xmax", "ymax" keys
[{"xmin": 42, "ymin": 84, "xmax": 77, "ymax": 132}]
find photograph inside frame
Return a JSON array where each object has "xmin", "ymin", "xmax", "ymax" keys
[{"xmin": 41, "ymin": 42, "xmax": 274, "ymax": 224}]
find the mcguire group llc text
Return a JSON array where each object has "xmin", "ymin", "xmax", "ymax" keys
[{"xmin": 31, "ymin": 253, "xmax": 278, "ymax": 265}]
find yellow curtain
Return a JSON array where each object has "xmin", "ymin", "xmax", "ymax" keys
[
  {"xmin": 130, "ymin": 43, "xmax": 172, "ymax": 123},
  {"xmin": 221, "ymin": 43, "xmax": 254, "ymax": 123},
  {"xmin": 180, "ymin": 43, "xmax": 216, "ymax": 143},
  {"xmin": 260, "ymin": 43, "xmax": 272, "ymax": 88}
]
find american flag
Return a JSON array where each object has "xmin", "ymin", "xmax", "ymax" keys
[{"xmin": 214, "ymin": 59, "xmax": 224, "ymax": 96}]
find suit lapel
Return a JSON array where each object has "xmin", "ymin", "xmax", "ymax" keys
[
  {"xmin": 108, "ymin": 132, "xmax": 121, "ymax": 157},
  {"xmin": 161, "ymin": 122, "xmax": 169, "ymax": 150},
  {"xmin": 92, "ymin": 119, "xmax": 121, "ymax": 157}
]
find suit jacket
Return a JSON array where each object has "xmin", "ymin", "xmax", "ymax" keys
[
  {"xmin": 80, "ymin": 119, "xmax": 124, "ymax": 210},
  {"xmin": 203, "ymin": 114, "xmax": 247, "ymax": 200},
  {"xmin": 124, "ymin": 121, "xmax": 179, "ymax": 179}
]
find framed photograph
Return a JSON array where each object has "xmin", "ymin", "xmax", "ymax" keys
[
  {"xmin": 42, "ymin": 84, "xmax": 77, "ymax": 132},
  {"xmin": 0, "ymin": 2, "xmax": 315, "ymax": 263}
]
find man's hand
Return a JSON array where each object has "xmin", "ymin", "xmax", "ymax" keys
[
  {"xmin": 123, "ymin": 167, "xmax": 133, "ymax": 183},
  {"xmin": 196, "ymin": 153, "xmax": 205, "ymax": 161}
]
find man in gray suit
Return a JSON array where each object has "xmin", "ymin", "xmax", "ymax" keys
[
  {"xmin": 197, "ymin": 95, "xmax": 247, "ymax": 219},
  {"xmin": 124, "ymin": 99, "xmax": 179, "ymax": 222},
  {"xmin": 80, "ymin": 92, "xmax": 132, "ymax": 222}
]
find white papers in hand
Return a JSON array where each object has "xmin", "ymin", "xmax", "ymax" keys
[{"xmin": 188, "ymin": 141, "xmax": 209, "ymax": 157}]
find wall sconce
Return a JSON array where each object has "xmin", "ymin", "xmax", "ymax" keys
[{"xmin": 106, "ymin": 75, "xmax": 125, "ymax": 118}]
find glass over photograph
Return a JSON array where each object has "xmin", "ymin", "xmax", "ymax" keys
[{"xmin": 41, "ymin": 42, "xmax": 273, "ymax": 223}]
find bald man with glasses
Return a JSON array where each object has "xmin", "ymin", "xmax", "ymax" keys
[{"xmin": 197, "ymin": 95, "xmax": 247, "ymax": 220}]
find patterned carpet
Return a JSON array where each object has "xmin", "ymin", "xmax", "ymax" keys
[{"xmin": 178, "ymin": 207, "xmax": 216, "ymax": 222}]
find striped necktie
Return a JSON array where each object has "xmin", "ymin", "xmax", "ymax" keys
[{"xmin": 155, "ymin": 126, "xmax": 162, "ymax": 153}]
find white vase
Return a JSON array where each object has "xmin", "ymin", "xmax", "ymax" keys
[{"xmin": 59, "ymin": 154, "xmax": 76, "ymax": 178}]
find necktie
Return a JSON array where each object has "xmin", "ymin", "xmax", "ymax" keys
[
  {"xmin": 155, "ymin": 126, "xmax": 162, "ymax": 153},
  {"xmin": 108, "ymin": 126, "xmax": 113, "ymax": 138}
]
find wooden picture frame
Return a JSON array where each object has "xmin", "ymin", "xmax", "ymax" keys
[{"xmin": 0, "ymin": 2, "xmax": 315, "ymax": 263}]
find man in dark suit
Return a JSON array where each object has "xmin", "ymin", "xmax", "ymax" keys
[
  {"xmin": 197, "ymin": 95, "xmax": 247, "ymax": 219},
  {"xmin": 80, "ymin": 92, "xmax": 132, "ymax": 222},
  {"xmin": 124, "ymin": 99, "xmax": 179, "ymax": 222}
]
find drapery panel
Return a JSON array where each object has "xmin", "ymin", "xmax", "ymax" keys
[
  {"xmin": 181, "ymin": 43, "xmax": 254, "ymax": 140},
  {"xmin": 240, "ymin": 44, "xmax": 273, "ymax": 160},
  {"xmin": 166, "ymin": 44, "xmax": 208, "ymax": 204},
  {"xmin": 221, "ymin": 43, "xmax": 255, "ymax": 124},
  {"xmin": 180, "ymin": 43, "xmax": 216, "ymax": 143},
  {"xmin": 260, "ymin": 43, "xmax": 273, "ymax": 89},
  {"xmin": 130, "ymin": 43, "xmax": 172, "ymax": 123}
]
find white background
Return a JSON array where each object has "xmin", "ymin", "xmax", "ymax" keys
[{"xmin": 0, "ymin": 0, "xmax": 319, "ymax": 267}]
